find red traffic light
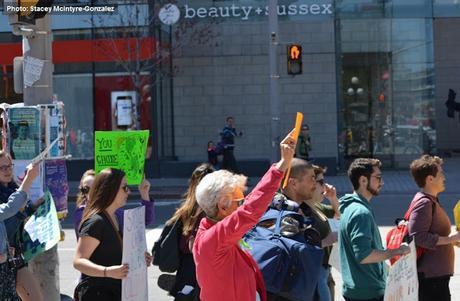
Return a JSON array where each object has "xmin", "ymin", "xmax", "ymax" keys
[{"xmin": 287, "ymin": 44, "xmax": 302, "ymax": 75}]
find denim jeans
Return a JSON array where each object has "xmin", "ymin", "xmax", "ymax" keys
[{"xmin": 317, "ymin": 266, "xmax": 332, "ymax": 301}]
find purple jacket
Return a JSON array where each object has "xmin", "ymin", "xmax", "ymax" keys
[
  {"xmin": 74, "ymin": 198, "xmax": 155, "ymax": 238},
  {"xmin": 408, "ymin": 192, "xmax": 454, "ymax": 278}
]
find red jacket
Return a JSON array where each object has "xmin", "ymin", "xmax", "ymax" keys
[{"xmin": 193, "ymin": 165, "xmax": 284, "ymax": 301}]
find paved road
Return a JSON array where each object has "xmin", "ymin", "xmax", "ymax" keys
[{"xmin": 58, "ymin": 190, "xmax": 460, "ymax": 300}]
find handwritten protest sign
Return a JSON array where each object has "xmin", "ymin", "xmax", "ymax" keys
[
  {"xmin": 384, "ymin": 241, "xmax": 418, "ymax": 301},
  {"xmin": 45, "ymin": 159, "xmax": 69, "ymax": 219},
  {"xmin": 122, "ymin": 207, "xmax": 148, "ymax": 301},
  {"xmin": 94, "ymin": 130, "xmax": 149, "ymax": 185},
  {"xmin": 13, "ymin": 160, "xmax": 44, "ymax": 204},
  {"xmin": 22, "ymin": 191, "xmax": 60, "ymax": 261}
]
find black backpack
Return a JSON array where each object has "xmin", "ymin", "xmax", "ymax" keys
[{"xmin": 152, "ymin": 219, "xmax": 181, "ymax": 273}]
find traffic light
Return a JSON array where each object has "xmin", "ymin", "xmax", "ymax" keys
[
  {"xmin": 18, "ymin": 0, "xmax": 53, "ymax": 24},
  {"xmin": 287, "ymin": 44, "xmax": 302, "ymax": 75}
]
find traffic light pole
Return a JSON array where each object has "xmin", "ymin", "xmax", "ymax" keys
[
  {"xmin": 22, "ymin": 15, "xmax": 60, "ymax": 301},
  {"xmin": 268, "ymin": 0, "xmax": 280, "ymax": 163}
]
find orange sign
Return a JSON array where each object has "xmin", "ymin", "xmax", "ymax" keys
[
  {"xmin": 283, "ymin": 112, "xmax": 303, "ymax": 189},
  {"xmin": 290, "ymin": 45, "xmax": 301, "ymax": 60}
]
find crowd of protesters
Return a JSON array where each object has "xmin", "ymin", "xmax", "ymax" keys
[{"xmin": 1, "ymin": 125, "xmax": 460, "ymax": 301}]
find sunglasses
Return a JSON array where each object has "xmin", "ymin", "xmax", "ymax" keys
[
  {"xmin": 80, "ymin": 186, "xmax": 90, "ymax": 195},
  {"xmin": 316, "ymin": 179, "xmax": 325, "ymax": 186},
  {"xmin": 121, "ymin": 185, "xmax": 130, "ymax": 193}
]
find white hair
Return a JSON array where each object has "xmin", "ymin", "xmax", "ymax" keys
[{"xmin": 195, "ymin": 169, "xmax": 247, "ymax": 218}]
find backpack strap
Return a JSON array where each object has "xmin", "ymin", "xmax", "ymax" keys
[{"xmin": 404, "ymin": 193, "xmax": 436, "ymax": 221}]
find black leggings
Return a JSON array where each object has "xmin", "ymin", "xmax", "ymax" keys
[{"xmin": 418, "ymin": 274, "xmax": 451, "ymax": 301}]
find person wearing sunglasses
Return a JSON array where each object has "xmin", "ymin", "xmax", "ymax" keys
[
  {"xmin": 73, "ymin": 169, "xmax": 155, "ymax": 239},
  {"xmin": 73, "ymin": 168, "xmax": 152, "ymax": 301},
  {"xmin": 299, "ymin": 165, "xmax": 340, "ymax": 301},
  {"xmin": 0, "ymin": 160, "xmax": 40, "ymax": 301},
  {"xmin": 0, "ymin": 151, "xmax": 44, "ymax": 301},
  {"xmin": 193, "ymin": 130, "xmax": 296, "ymax": 301}
]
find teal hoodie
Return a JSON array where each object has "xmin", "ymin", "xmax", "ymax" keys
[{"xmin": 339, "ymin": 193, "xmax": 387, "ymax": 299}]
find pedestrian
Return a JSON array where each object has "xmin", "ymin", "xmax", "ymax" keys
[
  {"xmin": 295, "ymin": 124, "xmax": 312, "ymax": 161},
  {"xmin": 408, "ymin": 155, "xmax": 460, "ymax": 301},
  {"xmin": 0, "ymin": 151, "xmax": 43, "ymax": 301},
  {"xmin": 308, "ymin": 165, "xmax": 340, "ymax": 301},
  {"xmin": 73, "ymin": 168, "xmax": 153, "ymax": 301},
  {"xmin": 73, "ymin": 169, "xmax": 155, "ymax": 239},
  {"xmin": 220, "ymin": 116, "xmax": 242, "ymax": 172},
  {"xmin": 339, "ymin": 158, "xmax": 410, "ymax": 301},
  {"xmin": 161, "ymin": 163, "xmax": 215, "ymax": 300},
  {"xmin": 193, "ymin": 130, "xmax": 296, "ymax": 301},
  {"xmin": 206, "ymin": 141, "xmax": 219, "ymax": 169},
  {"xmin": 0, "ymin": 162, "xmax": 39, "ymax": 301},
  {"xmin": 266, "ymin": 160, "xmax": 338, "ymax": 301}
]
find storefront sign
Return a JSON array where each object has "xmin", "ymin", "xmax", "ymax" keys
[
  {"xmin": 94, "ymin": 130, "xmax": 149, "ymax": 185},
  {"xmin": 159, "ymin": 1, "xmax": 334, "ymax": 25}
]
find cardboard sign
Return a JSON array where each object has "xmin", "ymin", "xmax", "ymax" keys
[
  {"xmin": 94, "ymin": 131, "xmax": 149, "ymax": 185},
  {"xmin": 283, "ymin": 112, "xmax": 303, "ymax": 189},
  {"xmin": 384, "ymin": 241, "xmax": 419, "ymax": 301},
  {"xmin": 122, "ymin": 207, "xmax": 148, "ymax": 301},
  {"xmin": 22, "ymin": 191, "xmax": 60, "ymax": 261},
  {"xmin": 13, "ymin": 160, "xmax": 44, "ymax": 204}
]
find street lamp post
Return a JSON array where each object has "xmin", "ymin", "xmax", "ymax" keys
[{"xmin": 346, "ymin": 76, "xmax": 364, "ymax": 156}]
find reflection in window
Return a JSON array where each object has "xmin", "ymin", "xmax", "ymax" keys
[
  {"xmin": 54, "ymin": 75, "xmax": 94, "ymax": 159},
  {"xmin": 337, "ymin": 17, "xmax": 436, "ymax": 168}
]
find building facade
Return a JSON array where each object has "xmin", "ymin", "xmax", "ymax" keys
[{"xmin": 1, "ymin": 0, "xmax": 460, "ymax": 178}]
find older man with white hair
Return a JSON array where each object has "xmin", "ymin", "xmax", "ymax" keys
[{"xmin": 193, "ymin": 130, "xmax": 296, "ymax": 301}]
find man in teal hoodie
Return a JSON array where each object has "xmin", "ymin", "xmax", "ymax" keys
[{"xmin": 339, "ymin": 158, "xmax": 410, "ymax": 301}]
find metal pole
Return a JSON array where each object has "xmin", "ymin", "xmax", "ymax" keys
[
  {"xmin": 23, "ymin": 15, "xmax": 60, "ymax": 301},
  {"xmin": 23, "ymin": 16, "xmax": 53, "ymax": 105},
  {"xmin": 268, "ymin": 0, "xmax": 280, "ymax": 163}
]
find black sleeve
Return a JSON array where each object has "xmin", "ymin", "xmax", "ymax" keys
[{"xmin": 79, "ymin": 215, "xmax": 105, "ymax": 241}]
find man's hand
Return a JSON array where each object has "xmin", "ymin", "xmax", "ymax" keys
[
  {"xmin": 275, "ymin": 129, "xmax": 296, "ymax": 172},
  {"xmin": 392, "ymin": 244, "xmax": 411, "ymax": 257}
]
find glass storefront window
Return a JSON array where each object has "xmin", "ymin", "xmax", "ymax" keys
[
  {"xmin": 54, "ymin": 74, "xmax": 94, "ymax": 159},
  {"xmin": 434, "ymin": 0, "xmax": 460, "ymax": 17},
  {"xmin": 337, "ymin": 17, "xmax": 436, "ymax": 168}
]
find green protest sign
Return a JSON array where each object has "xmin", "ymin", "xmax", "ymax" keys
[
  {"xmin": 22, "ymin": 191, "xmax": 60, "ymax": 262},
  {"xmin": 94, "ymin": 130, "xmax": 149, "ymax": 185}
]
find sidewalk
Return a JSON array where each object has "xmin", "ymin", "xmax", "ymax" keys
[{"xmin": 67, "ymin": 157, "xmax": 460, "ymax": 200}]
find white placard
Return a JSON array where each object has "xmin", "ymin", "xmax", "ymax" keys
[
  {"xmin": 327, "ymin": 218, "xmax": 340, "ymax": 232},
  {"xmin": 13, "ymin": 160, "xmax": 44, "ymax": 204},
  {"xmin": 384, "ymin": 241, "xmax": 419, "ymax": 301},
  {"xmin": 24, "ymin": 56, "xmax": 44, "ymax": 87},
  {"xmin": 122, "ymin": 207, "xmax": 148, "ymax": 301}
]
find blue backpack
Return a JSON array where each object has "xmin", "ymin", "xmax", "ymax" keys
[{"xmin": 243, "ymin": 209, "xmax": 324, "ymax": 301}]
